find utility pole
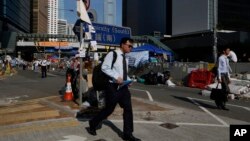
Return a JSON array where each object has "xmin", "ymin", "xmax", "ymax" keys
[
  {"xmin": 58, "ymin": 41, "xmax": 61, "ymax": 62},
  {"xmin": 212, "ymin": 0, "xmax": 218, "ymax": 63},
  {"xmin": 79, "ymin": 22, "xmax": 84, "ymax": 105}
]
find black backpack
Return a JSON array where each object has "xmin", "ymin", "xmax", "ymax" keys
[{"xmin": 92, "ymin": 51, "xmax": 117, "ymax": 91}]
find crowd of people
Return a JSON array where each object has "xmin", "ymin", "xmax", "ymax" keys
[{"xmin": 0, "ymin": 56, "xmax": 23, "ymax": 76}]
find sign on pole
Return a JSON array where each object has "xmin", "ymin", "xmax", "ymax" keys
[
  {"xmin": 85, "ymin": 22, "xmax": 131, "ymax": 46},
  {"xmin": 73, "ymin": 20, "xmax": 131, "ymax": 46}
]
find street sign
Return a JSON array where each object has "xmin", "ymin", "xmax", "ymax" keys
[
  {"xmin": 73, "ymin": 19, "xmax": 131, "ymax": 46},
  {"xmin": 78, "ymin": 48, "xmax": 86, "ymax": 57},
  {"xmin": 87, "ymin": 22, "xmax": 131, "ymax": 46}
]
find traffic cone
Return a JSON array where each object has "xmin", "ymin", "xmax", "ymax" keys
[{"xmin": 64, "ymin": 74, "xmax": 73, "ymax": 101}]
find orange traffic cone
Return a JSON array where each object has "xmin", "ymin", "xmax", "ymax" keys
[{"xmin": 64, "ymin": 75, "xmax": 73, "ymax": 101}]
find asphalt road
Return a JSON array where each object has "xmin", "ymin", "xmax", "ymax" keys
[
  {"xmin": 130, "ymin": 83, "xmax": 250, "ymax": 122},
  {"xmin": 0, "ymin": 69, "xmax": 65, "ymax": 102},
  {"xmin": 1, "ymin": 69, "xmax": 250, "ymax": 123}
]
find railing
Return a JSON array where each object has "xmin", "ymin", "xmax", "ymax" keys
[{"xmin": 129, "ymin": 62, "xmax": 250, "ymax": 85}]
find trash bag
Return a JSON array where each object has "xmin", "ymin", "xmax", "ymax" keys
[
  {"xmin": 145, "ymin": 71, "xmax": 158, "ymax": 85},
  {"xmin": 157, "ymin": 72, "xmax": 165, "ymax": 84},
  {"xmin": 163, "ymin": 71, "xmax": 171, "ymax": 80}
]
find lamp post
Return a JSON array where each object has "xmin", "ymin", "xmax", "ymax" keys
[
  {"xmin": 58, "ymin": 41, "xmax": 61, "ymax": 62},
  {"xmin": 212, "ymin": 0, "xmax": 218, "ymax": 63}
]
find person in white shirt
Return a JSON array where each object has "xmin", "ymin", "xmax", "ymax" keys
[
  {"xmin": 33, "ymin": 59, "xmax": 40, "ymax": 72},
  {"xmin": 40, "ymin": 57, "xmax": 47, "ymax": 78},
  {"xmin": 88, "ymin": 37, "xmax": 141, "ymax": 141},
  {"xmin": 216, "ymin": 47, "xmax": 231, "ymax": 110}
]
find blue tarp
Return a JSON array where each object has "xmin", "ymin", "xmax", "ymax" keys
[{"xmin": 131, "ymin": 44, "xmax": 172, "ymax": 55}]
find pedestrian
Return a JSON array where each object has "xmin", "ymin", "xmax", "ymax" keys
[
  {"xmin": 70, "ymin": 57, "xmax": 80, "ymax": 100},
  {"xmin": 40, "ymin": 57, "xmax": 47, "ymax": 78},
  {"xmin": 33, "ymin": 58, "xmax": 40, "ymax": 72},
  {"xmin": 87, "ymin": 37, "xmax": 141, "ymax": 141},
  {"xmin": 216, "ymin": 47, "xmax": 232, "ymax": 110}
]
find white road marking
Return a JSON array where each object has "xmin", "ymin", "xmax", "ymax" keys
[
  {"xmin": 129, "ymin": 88, "xmax": 154, "ymax": 101},
  {"xmin": 187, "ymin": 97, "xmax": 229, "ymax": 127},
  {"xmin": 110, "ymin": 119, "xmax": 163, "ymax": 124},
  {"xmin": 111, "ymin": 120, "xmax": 228, "ymax": 128},
  {"xmin": 189, "ymin": 97, "xmax": 250, "ymax": 111},
  {"xmin": 58, "ymin": 135, "xmax": 87, "ymax": 141},
  {"xmin": 176, "ymin": 122, "xmax": 228, "ymax": 128}
]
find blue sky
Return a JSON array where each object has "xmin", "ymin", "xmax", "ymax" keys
[{"xmin": 64, "ymin": 0, "xmax": 122, "ymax": 25}]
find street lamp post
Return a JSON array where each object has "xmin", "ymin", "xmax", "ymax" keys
[
  {"xmin": 79, "ymin": 22, "xmax": 84, "ymax": 105},
  {"xmin": 58, "ymin": 41, "xmax": 61, "ymax": 62},
  {"xmin": 212, "ymin": 0, "xmax": 218, "ymax": 63}
]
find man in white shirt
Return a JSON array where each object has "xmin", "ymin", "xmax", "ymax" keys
[
  {"xmin": 40, "ymin": 57, "xmax": 47, "ymax": 78},
  {"xmin": 216, "ymin": 47, "xmax": 231, "ymax": 110},
  {"xmin": 88, "ymin": 37, "xmax": 141, "ymax": 141}
]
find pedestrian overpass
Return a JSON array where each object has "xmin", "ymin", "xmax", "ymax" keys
[{"xmin": 16, "ymin": 33, "xmax": 80, "ymax": 48}]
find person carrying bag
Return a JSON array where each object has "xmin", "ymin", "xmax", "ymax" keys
[
  {"xmin": 213, "ymin": 47, "xmax": 232, "ymax": 110},
  {"xmin": 87, "ymin": 37, "xmax": 141, "ymax": 141}
]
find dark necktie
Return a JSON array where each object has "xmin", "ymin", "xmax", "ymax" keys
[{"xmin": 122, "ymin": 54, "xmax": 127, "ymax": 81}]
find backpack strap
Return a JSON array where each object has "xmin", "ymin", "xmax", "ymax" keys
[{"xmin": 111, "ymin": 51, "xmax": 117, "ymax": 69}]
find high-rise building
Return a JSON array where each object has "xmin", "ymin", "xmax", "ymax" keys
[
  {"xmin": 90, "ymin": 0, "xmax": 121, "ymax": 25},
  {"xmin": 58, "ymin": 0, "xmax": 69, "ymax": 36},
  {"xmin": 123, "ymin": 0, "xmax": 250, "ymax": 36},
  {"xmin": 66, "ymin": 24, "xmax": 74, "ymax": 35},
  {"xmin": 0, "ymin": 0, "xmax": 31, "ymax": 33},
  {"xmin": 122, "ymin": 0, "xmax": 170, "ymax": 36},
  {"xmin": 48, "ymin": 0, "xmax": 58, "ymax": 35},
  {"xmin": 58, "ymin": 19, "xmax": 67, "ymax": 35},
  {"xmin": 0, "ymin": 0, "xmax": 31, "ymax": 53},
  {"xmin": 31, "ymin": 0, "xmax": 48, "ymax": 33},
  {"xmin": 217, "ymin": 0, "xmax": 250, "ymax": 32},
  {"xmin": 123, "ymin": 0, "xmax": 250, "ymax": 62}
]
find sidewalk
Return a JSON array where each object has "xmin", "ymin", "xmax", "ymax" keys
[{"xmin": 0, "ymin": 95, "xmax": 233, "ymax": 141}]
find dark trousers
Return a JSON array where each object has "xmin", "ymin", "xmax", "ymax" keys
[
  {"xmin": 41, "ymin": 66, "xmax": 47, "ymax": 78},
  {"xmin": 89, "ymin": 83, "xmax": 134, "ymax": 136},
  {"xmin": 71, "ymin": 70, "xmax": 79, "ymax": 99},
  {"xmin": 215, "ymin": 73, "xmax": 230, "ymax": 108}
]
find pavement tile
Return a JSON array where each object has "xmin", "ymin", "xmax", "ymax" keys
[
  {"xmin": 0, "ymin": 118, "xmax": 80, "ymax": 137},
  {"xmin": 0, "ymin": 103, "xmax": 44, "ymax": 114}
]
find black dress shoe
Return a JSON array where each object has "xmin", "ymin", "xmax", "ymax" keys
[
  {"xmin": 87, "ymin": 127, "xmax": 97, "ymax": 136},
  {"xmin": 123, "ymin": 135, "xmax": 141, "ymax": 141}
]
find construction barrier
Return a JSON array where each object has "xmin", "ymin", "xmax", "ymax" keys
[{"xmin": 188, "ymin": 69, "xmax": 214, "ymax": 89}]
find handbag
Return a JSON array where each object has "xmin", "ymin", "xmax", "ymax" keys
[{"xmin": 210, "ymin": 83, "xmax": 227, "ymax": 101}]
